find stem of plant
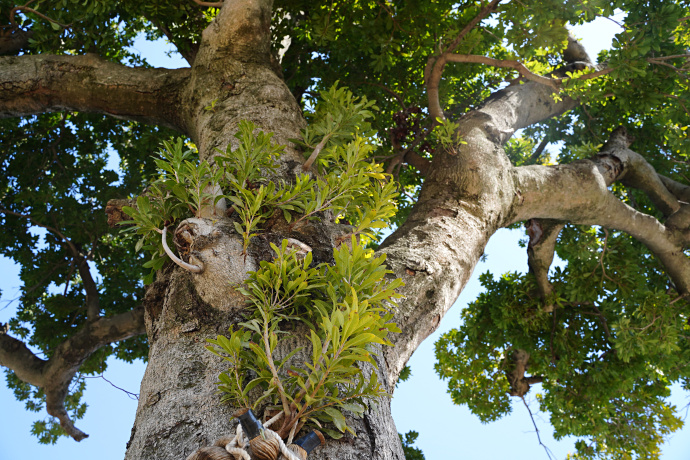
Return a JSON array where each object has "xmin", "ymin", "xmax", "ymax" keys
[{"xmin": 262, "ymin": 317, "xmax": 292, "ymax": 418}]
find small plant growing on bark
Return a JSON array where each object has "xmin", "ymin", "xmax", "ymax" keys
[
  {"xmin": 207, "ymin": 239, "xmax": 403, "ymax": 439},
  {"xmin": 123, "ymin": 85, "xmax": 397, "ymax": 282},
  {"xmin": 122, "ymin": 85, "xmax": 404, "ymax": 439}
]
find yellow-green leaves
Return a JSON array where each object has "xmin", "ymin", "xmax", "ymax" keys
[
  {"xmin": 299, "ymin": 84, "xmax": 377, "ymax": 161},
  {"xmin": 212, "ymin": 238, "xmax": 403, "ymax": 438},
  {"xmin": 121, "ymin": 138, "xmax": 210, "ymax": 283},
  {"xmin": 125, "ymin": 86, "xmax": 399, "ymax": 271}
]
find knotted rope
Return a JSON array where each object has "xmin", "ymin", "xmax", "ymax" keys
[{"xmin": 186, "ymin": 411, "xmax": 313, "ymax": 460}]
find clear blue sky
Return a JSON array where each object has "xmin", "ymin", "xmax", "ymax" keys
[{"xmin": 1, "ymin": 15, "xmax": 689, "ymax": 460}]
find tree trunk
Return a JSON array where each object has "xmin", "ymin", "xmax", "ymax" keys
[
  {"xmin": 125, "ymin": 256, "xmax": 403, "ymax": 460},
  {"xmin": 121, "ymin": 3, "xmax": 406, "ymax": 457},
  {"xmin": 119, "ymin": 1, "xmax": 580, "ymax": 453}
]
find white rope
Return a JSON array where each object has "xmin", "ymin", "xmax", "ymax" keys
[
  {"xmin": 208, "ymin": 411, "xmax": 305, "ymax": 460},
  {"xmin": 263, "ymin": 411, "xmax": 284, "ymax": 429},
  {"xmin": 225, "ymin": 445, "xmax": 251, "ymax": 460},
  {"xmin": 264, "ymin": 428, "xmax": 301, "ymax": 460},
  {"xmin": 224, "ymin": 424, "xmax": 249, "ymax": 459}
]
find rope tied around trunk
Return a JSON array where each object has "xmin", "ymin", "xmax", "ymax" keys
[{"xmin": 186, "ymin": 410, "xmax": 324, "ymax": 460}]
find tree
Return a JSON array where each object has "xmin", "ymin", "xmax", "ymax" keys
[{"xmin": 1, "ymin": 0, "xmax": 689, "ymax": 459}]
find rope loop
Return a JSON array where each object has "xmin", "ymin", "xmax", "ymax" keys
[{"xmin": 187, "ymin": 410, "xmax": 322, "ymax": 460}]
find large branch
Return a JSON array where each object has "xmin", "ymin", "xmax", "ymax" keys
[
  {"xmin": 195, "ymin": 0, "xmax": 273, "ymax": 62},
  {"xmin": 0, "ymin": 54, "xmax": 190, "ymax": 130},
  {"xmin": 0, "ymin": 307, "xmax": 145, "ymax": 441},
  {"xmin": 512, "ymin": 127, "xmax": 690, "ymax": 293},
  {"xmin": 380, "ymin": 79, "xmax": 576, "ymax": 387},
  {"xmin": 0, "ymin": 326, "xmax": 46, "ymax": 386},
  {"xmin": 42, "ymin": 306, "xmax": 146, "ymax": 440}
]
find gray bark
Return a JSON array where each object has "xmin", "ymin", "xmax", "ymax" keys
[
  {"xmin": 0, "ymin": 54, "xmax": 190, "ymax": 130},
  {"xmin": 1, "ymin": 0, "xmax": 687, "ymax": 459}
]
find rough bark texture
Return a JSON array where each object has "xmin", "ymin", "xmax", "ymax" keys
[
  {"xmin": 1, "ymin": 1, "xmax": 688, "ymax": 459},
  {"xmin": 380, "ymin": 81, "xmax": 576, "ymax": 386},
  {"xmin": 0, "ymin": 54, "xmax": 190, "ymax": 130}
]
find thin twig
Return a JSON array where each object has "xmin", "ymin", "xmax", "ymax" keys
[
  {"xmin": 84, "ymin": 374, "xmax": 139, "ymax": 400},
  {"xmin": 261, "ymin": 317, "xmax": 292, "ymax": 419},
  {"xmin": 302, "ymin": 134, "xmax": 332, "ymax": 171},
  {"xmin": 0, "ymin": 208, "xmax": 101, "ymax": 320},
  {"xmin": 647, "ymin": 58, "xmax": 685, "ymax": 73},
  {"xmin": 602, "ymin": 15, "xmax": 626, "ymax": 29},
  {"xmin": 595, "ymin": 228, "xmax": 613, "ymax": 284},
  {"xmin": 10, "ymin": 0, "xmax": 71, "ymax": 30},
  {"xmin": 669, "ymin": 293, "xmax": 688, "ymax": 305},
  {"xmin": 647, "ymin": 54, "xmax": 690, "ymax": 61},
  {"xmin": 520, "ymin": 396, "xmax": 557, "ymax": 460},
  {"xmin": 446, "ymin": 54, "xmax": 560, "ymax": 88},
  {"xmin": 444, "ymin": 0, "xmax": 501, "ymax": 54}
]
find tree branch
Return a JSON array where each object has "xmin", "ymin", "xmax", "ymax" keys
[
  {"xmin": 0, "ymin": 209, "xmax": 101, "ymax": 319},
  {"xmin": 526, "ymin": 219, "xmax": 564, "ymax": 303},
  {"xmin": 445, "ymin": 54, "xmax": 560, "ymax": 89},
  {"xmin": 443, "ymin": 0, "xmax": 501, "ymax": 55},
  {"xmin": 0, "ymin": 306, "xmax": 145, "ymax": 441},
  {"xmin": 380, "ymin": 79, "xmax": 576, "ymax": 387},
  {"xmin": 197, "ymin": 0, "xmax": 273, "ymax": 60},
  {"xmin": 0, "ymin": 326, "xmax": 46, "ymax": 386},
  {"xmin": 426, "ymin": 0, "xmax": 501, "ymax": 120},
  {"xmin": 42, "ymin": 306, "xmax": 146, "ymax": 440},
  {"xmin": 0, "ymin": 28, "xmax": 33, "ymax": 55},
  {"xmin": 403, "ymin": 150, "xmax": 431, "ymax": 175},
  {"xmin": 513, "ymin": 127, "xmax": 690, "ymax": 293},
  {"xmin": 148, "ymin": 18, "xmax": 198, "ymax": 65},
  {"xmin": 528, "ymin": 138, "xmax": 549, "ymax": 164},
  {"xmin": 0, "ymin": 54, "xmax": 190, "ymax": 131},
  {"xmin": 10, "ymin": 3, "xmax": 71, "ymax": 30},
  {"xmin": 659, "ymin": 174, "xmax": 690, "ymax": 203},
  {"xmin": 504, "ymin": 349, "xmax": 541, "ymax": 397},
  {"xmin": 191, "ymin": 0, "xmax": 224, "ymax": 7}
]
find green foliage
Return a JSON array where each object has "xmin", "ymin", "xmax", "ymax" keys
[
  {"xmin": 433, "ymin": 118, "xmax": 464, "ymax": 149},
  {"xmin": 5, "ymin": 370, "xmax": 87, "ymax": 444},
  {"xmin": 207, "ymin": 239, "xmax": 403, "ymax": 438},
  {"xmin": 436, "ymin": 226, "xmax": 690, "ymax": 458},
  {"xmin": 4, "ymin": 0, "xmax": 690, "ymax": 452},
  {"xmin": 0, "ymin": 111, "xmax": 157, "ymax": 442},
  {"xmin": 119, "ymin": 85, "xmax": 404, "ymax": 437},
  {"xmin": 299, "ymin": 84, "xmax": 378, "ymax": 156},
  {"xmin": 125, "ymin": 86, "xmax": 399, "ymax": 273},
  {"xmin": 399, "ymin": 430, "xmax": 426, "ymax": 460},
  {"xmin": 396, "ymin": 365, "xmax": 412, "ymax": 386}
]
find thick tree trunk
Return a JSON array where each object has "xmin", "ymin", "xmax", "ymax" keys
[
  {"xmin": 119, "ymin": 2, "xmax": 580, "ymax": 449},
  {"xmin": 124, "ymin": 222, "xmax": 406, "ymax": 460},
  {"xmin": 2, "ymin": 1, "xmax": 687, "ymax": 458},
  {"xmin": 123, "ymin": 3, "xmax": 407, "ymax": 456}
]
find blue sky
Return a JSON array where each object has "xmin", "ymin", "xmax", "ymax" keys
[{"xmin": 1, "ymin": 14, "xmax": 689, "ymax": 460}]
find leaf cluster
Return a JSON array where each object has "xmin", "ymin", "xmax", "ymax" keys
[
  {"xmin": 124, "ymin": 86, "xmax": 399, "ymax": 282},
  {"xmin": 435, "ymin": 225, "xmax": 690, "ymax": 459},
  {"xmin": 207, "ymin": 239, "xmax": 403, "ymax": 439}
]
